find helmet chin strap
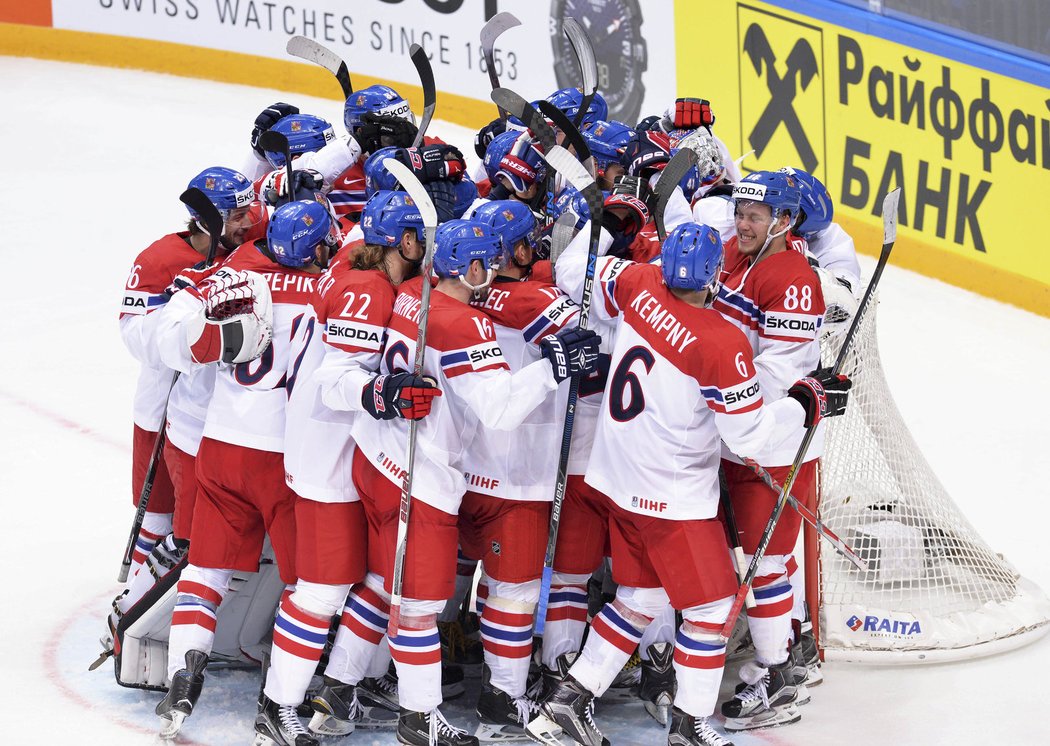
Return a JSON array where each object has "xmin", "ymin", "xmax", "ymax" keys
[{"xmin": 459, "ymin": 268, "xmax": 496, "ymax": 299}]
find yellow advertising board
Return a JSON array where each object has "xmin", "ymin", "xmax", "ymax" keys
[{"xmin": 676, "ymin": 0, "xmax": 1050, "ymax": 315}]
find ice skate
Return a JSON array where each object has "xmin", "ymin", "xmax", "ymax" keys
[
  {"xmin": 721, "ymin": 660, "xmax": 802, "ymax": 732},
  {"xmin": 528, "ymin": 675, "xmax": 608, "ymax": 746},
  {"xmin": 156, "ymin": 649, "xmax": 208, "ymax": 739},
  {"xmin": 475, "ymin": 669, "xmax": 558, "ymax": 743},
  {"xmin": 307, "ymin": 676, "xmax": 359, "ymax": 736},
  {"xmin": 667, "ymin": 706, "xmax": 734, "ymax": 746},
  {"xmin": 88, "ymin": 593, "xmax": 125, "ymax": 671},
  {"xmin": 794, "ymin": 621, "xmax": 823, "ymax": 686},
  {"xmin": 253, "ymin": 694, "xmax": 319, "ymax": 746},
  {"xmin": 397, "ymin": 706, "xmax": 479, "ymax": 745},
  {"xmin": 532, "ymin": 651, "xmax": 576, "ymax": 703},
  {"xmin": 440, "ymin": 618, "xmax": 485, "ymax": 676},
  {"xmin": 639, "ymin": 642, "xmax": 676, "ymax": 726},
  {"xmin": 375, "ymin": 660, "xmax": 467, "ymax": 704}
]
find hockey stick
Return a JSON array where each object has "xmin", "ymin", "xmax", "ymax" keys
[
  {"xmin": 381, "ymin": 158, "xmax": 439, "ymax": 637},
  {"xmin": 654, "ymin": 147, "xmax": 699, "ymax": 241},
  {"xmin": 257, "ymin": 130, "xmax": 296, "ymax": 203},
  {"xmin": 491, "ymin": 88, "xmax": 561, "ymax": 228},
  {"xmin": 287, "ymin": 35, "xmax": 353, "ymax": 99},
  {"xmin": 409, "ymin": 43, "xmax": 436, "ymax": 148},
  {"xmin": 719, "ymin": 474, "xmax": 757, "ymax": 609},
  {"xmin": 533, "ymin": 145, "xmax": 605, "ymax": 635},
  {"xmin": 562, "ymin": 17, "xmax": 598, "ymax": 130},
  {"xmin": 718, "ymin": 187, "xmax": 901, "ymax": 641},
  {"xmin": 116, "ymin": 190, "xmax": 223, "ymax": 582},
  {"xmin": 741, "ymin": 458, "xmax": 869, "ymax": 571},
  {"xmin": 480, "ymin": 12, "xmax": 521, "ymax": 120},
  {"xmin": 537, "ymin": 100, "xmax": 596, "ymax": 178},
  {"xmin": 549, "ymin": 212, "xmax": 579, "ymax": 278}
]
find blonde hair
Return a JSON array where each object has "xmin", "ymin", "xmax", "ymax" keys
[{"xmin": 352, "ymin": 242, "xmax": 386, "ymax": 272}]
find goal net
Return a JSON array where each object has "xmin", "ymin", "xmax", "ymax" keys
[{"xmin": 815, "ymin": 293, "xmax": 1050, "ymax": 662}]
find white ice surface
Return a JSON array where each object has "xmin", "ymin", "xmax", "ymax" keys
[{"xmin": 0, "ymin": 57, "xmax": 1048, "ymax": 745}]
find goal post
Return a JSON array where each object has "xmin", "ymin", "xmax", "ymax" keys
[{"xmin": 812, "ymin": 294, "xmax": 1050, "ymax": 663}]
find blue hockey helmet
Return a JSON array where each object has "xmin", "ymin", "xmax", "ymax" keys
[
  {"xmin": 343, "ymin": 84, "xmax": 415, "ymax": 135},
  {"xmin": 361, "ymin": 190, "xmax": 424, "ymax": 247},
  {"xmin": 661, "ymin": 223, "xmax": 724, "ymax": 299},
  {"xmin": 363, "ymin": 146, "xmax": 402, "ymax": 197},
  {"xmin": 453, "ymin": 177, "xmax": 479, "ymax": 219},
  {"xmin": 780, "ymin": 167, "xmax": 833, "ymax": 238},
  {"xmin": 186, "ymin": 166, "xmax": 256, "ymax": 225},
  {"xmin": 266, "ymin": 199, "xmax": 336, "ymax": 268},
  {"xmin": 732, "ymin": 171, "xmax": 802, "ymax": 222},
  {"xmin": 471, "ymin": 200, "xmax": 539, "ymax": 262},
  {"xmin": 546, "ymin": 87, "xmax": 608, "ymax": 127},
  {"xmin": 432, "ymin": 220, "xmax": 504, "ymax": 288},
  {"xmin": 583, "ymin": 119, "xmax": 636, "ymax": 174},
  {"xmin": 484, "ymin": 131, "xmax": 545, "ymax": 194},
  {"xmin": 263, "ymin": 114, "xmax": 337, "ymax": 169},
  {"xmin": 552, "ymin": 186, "xmax": 592, "ymax": 230}
]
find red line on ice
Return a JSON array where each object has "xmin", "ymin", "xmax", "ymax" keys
[
  {"xmin": 0, "ymin": 389, "xmax": 130, "ymax": 453},
  {"xmin": 44, "ymin": 593, "xmax": 210, "ymax": 746}
]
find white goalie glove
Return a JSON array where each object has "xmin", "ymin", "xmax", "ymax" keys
[
  {"xmin": 184, "ymin": 268, "xmax": 273, "ymax": 364},
  {"xmin": 815, "ymin": 265, "xmax": 859, "ymax": 344}
]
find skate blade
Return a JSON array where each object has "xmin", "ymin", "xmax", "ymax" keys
[
  {"xmin": 355, "ymin": 703, "xmax": 399, "ymax": 729},
  {"xmin": 643, "ymin": 698, "xmax": 671, "ymax": 727},
  {"xmin": 158, "ymin": 712, "xmax": 187, "ymax": 740},
  {"xmin": 525, "ymin": 714, "xmax": 568, "ymax": 745},
  {"xmin": 724, "ymin": 703, "xmax": 801, "ymax": 732},
  {"xmin": 795, "ymin": 683, "xmax": 812, "ymax": 707},
  {"xmin": 475, "ymin": 721, "xmax": 535, "ymax": 742},
  {"xmin": 308, "ymin": 710, "xmax": 356, "ymax": 736},
  {"xmin": 88, "ymin": 648, "xmax": 114, "ymax": 671},
  {"xmin": 251, "ymin": 733, "xmax": 280, "ymax": 746},
  {"xmin": 805, "ymin": 664, "xmax": 824, "ymax": 687}
]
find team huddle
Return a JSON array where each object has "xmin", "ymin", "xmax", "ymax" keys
[{"xmin": 99, "ymin": 68, "xmax": 864, "ymax": 746}]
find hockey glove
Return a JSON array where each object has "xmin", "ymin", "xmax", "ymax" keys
[
  {"xmin": 475, "ymin": 117, "xmax": 508, "ymax": 158},
  {"xmin": 262, "ymin": 169, "xmax": 324, "ymax": 207},
  {"xmin": 397, "ymin": 144, "xmax": 466, "ymax": 184},
  {"xmin": 499, "ymin": 133, "xmax": 545, "ymax": 194},
  {"xmin": 622, "ymin": 131, "xmax": 672, "ymax": 180},
  {"xmin": 355, "ymin": 112, "xmax": 419, "ymax": 153},
  {"xmin": 250, "ymin": 102, "xmax": 299, "ymax": 157},
  {"xmin": 788, "ymin": 368, "xmax": 852, "ymax": 428},
  {"xmin": 602, "ymin": 192, "xmax": 651, "ymax": 237},
  {"xmin": 671, "ymin": 97, "xmax": 715, "ymax": 129},
  {"xmin": 362, "ymin": 372, "xmax": 442, "ymax": 420},
  {"xmin": 186, "ymin": 269, "xmax": 274, "ymax": 365},
  {"xmin": 425, "ymin": 180, "xmax": 458, "ymax": 224},
  {"xmin": 539, "ymin": 327, "xmax": 602, "ymax": 383}
]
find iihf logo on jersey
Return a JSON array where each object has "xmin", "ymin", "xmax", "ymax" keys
[{"xmin": 737, "ymin": 10, "xmax": 826, "ymax": 178}]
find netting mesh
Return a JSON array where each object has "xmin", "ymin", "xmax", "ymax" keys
[{"xmin": 816, "ymin": 292, "xmax": 1050, "ymax": 660}]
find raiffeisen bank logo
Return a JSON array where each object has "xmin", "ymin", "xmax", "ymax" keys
[{"xmin": 736, "ymin": 6, "xmax": 827, "ymax": 182}]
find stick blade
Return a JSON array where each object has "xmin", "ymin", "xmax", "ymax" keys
[
  {"xmin": 382, "ymin": 158, "xmax": 438, "ymax": 229},
  {"xmin": 480, "ymin": 11, "xmax": 522, "ymax": 50},
  {"xmin": 541, "ymin": 145, "xmax": 594, "ymax": 195},
  {"xmin": 562, "ymin": 17, "xmax": 598, "ymax": 93},
  {"xmin": 410, "ymin": 44, "xmax": 436, "ymax": 147},
  {"xmin": 257, "ymin": 129, "xmax": 288, "ymax": 156},
  {"xmin": 286, "ymin": 35, "xmax": 352, "ymax": 97},
  {"xmin": 179, "ymin": 187, "xmax": 223, "ymax": 237},
  {"xmin": 550, "ymin": 212, "xmax": 579, "ymax": 266},
  {"xmin": 537, "ymin": 100, "xmax": 591, "ymax": 162},
  {"xmin": 490, "ymin": 89, "xmax": 558, "ymax": 154},
  {"xmin": 654, "ymin": 148, "xmax": 698, "ymax": 240},
  {"xmin": 882, "ymin": 187, "xmax": 901, "ymax": 245}
]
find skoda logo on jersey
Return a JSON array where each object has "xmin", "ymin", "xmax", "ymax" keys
[{"xmin": 737, "ymin": 12, "xmax": 825, "ymax": 177}]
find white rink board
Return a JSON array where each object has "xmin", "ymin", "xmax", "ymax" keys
[{"xmin": 1, "ymin": 56, "xmax": 1049, "ymax": 745}]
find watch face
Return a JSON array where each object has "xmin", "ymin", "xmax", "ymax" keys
[{"xmin": 550, "ymin": 0, "xmax": 648, "ymax": 125}]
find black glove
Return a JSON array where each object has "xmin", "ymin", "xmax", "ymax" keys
[
  {"xmin": 636, "ymin": 114, "xmax": 663, "ymax": 131},
  {"xmin": 354, "ymin": 112, "xmax": 418, "ymax": 153},
  {"xmin": 263, "ymin": 169, "xmax": 324, "ymax": 207},
  {"xmin": 250, "ymin": 102, "xmax": 299, "ymax": 157},
  {"xmin": 788, "ymin": 368, "xmax": 852, "ymax": 428},
  {"xmin": 362, "ymin": 372, "xmax": 442, "ymax": 421},
  {"xmin": 540, "ymin": 327, "xmax": 602, "ymax": 383},
  {"xmin": 672, "ymin": 97, "xmax": 715, "ymax": 129},
  {"xmin": 396, "ymin": 144, "xmax": 466, "ymax": 184},
  {"xmin": 425, "ymin": 180, "xmax": 458, "ymax": 224},
  {"xmin": 622, "ymin": 131, "xmax": 671, "ymax": 179},
  {"xmin": 475, "ymin": 117, "xmax": 508, "ymax": 159}
]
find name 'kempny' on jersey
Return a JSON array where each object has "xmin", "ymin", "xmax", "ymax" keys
[{"xmin": 628, "ymin": 289, "xmax": 699, "ymax": 353}]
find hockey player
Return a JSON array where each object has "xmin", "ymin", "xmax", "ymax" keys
[
  {"xmin": 244, "ymin": 101, "xmax": 301, "ymax": 181},
  {"xmin": 150, "ymin": 200, "xmax": 338, "ymax": 742},
  {"xmin": 531, "ymin": 221, "xmax": 850, "ymax": 746},
  {"xmin": 711, "ymin": 171, "xmax": 829, "ymax": 732},
  {"xmin": 478, "ymin": 130, "xmax": 548, "ymax": 208},
  {"xmin": 343, "ymin": 218, "xmax": 600, "ymax": 746},
  {"xmin": 581, "ymin": 119, "xmax": 634, "ymax": 190},
  {"xmin": 110, "ymin": 167, "xmax": 257, "ymax": 639},
  {"xmin": 461, "ymin": 200, "xmax": 582, "ymax": 740}
]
